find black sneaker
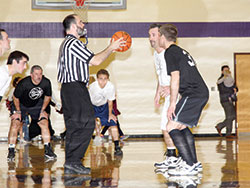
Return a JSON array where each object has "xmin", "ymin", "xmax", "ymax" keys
[
  {"xmin": 64, "ymin": 164, "xmax": 91, "ymax": 175},
  {"xmin": 64, "ymin": 175, "xmax": 91, "ymax": 186},
  {"xmin": 114, "ymin": 147, "xmax": 123, "ymax": 156},
  {"xmin": 44, "ymin": 144, "xmax": 57, "ymax": 160},
  {"xmin": 60, "ymin": 131, "xmax": 66, "ymax": 140},
  {"xmin": 7, "ymin": 148, "xmax": 15, "ymax": 161}
]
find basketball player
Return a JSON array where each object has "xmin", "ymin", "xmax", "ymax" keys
[
  {"xmin": 159, "ymin": 24, "xmax": 209, "ymax": 176},
  {"xmin": 0, "ymin": 29, "xmax": 10, "ymax": 57},
  {"xmin": 0, "ymin": 51, "xmax": 28, "ymax": 102},
  {"xmin": 58, "ymin": 14, "xmax": 125, "ymax": 175},
  {"xmin": 8, "ymin": 65, "xmax": 57, "ymax": 161},
  {"xmin": 89, "ymin": 69, "xmax": 123, "ymax": 156},
  {"xmin": 148, "ymin": 24, "xmax": 180, "ymax": 169}
]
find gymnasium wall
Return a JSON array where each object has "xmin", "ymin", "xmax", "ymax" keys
[{"xmin": 0, "ymin": 0, "xmax": 250, "ymax": 137}]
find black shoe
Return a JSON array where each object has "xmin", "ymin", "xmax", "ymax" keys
[
  {"xmin": 60, "ymin": 131, "xmax": 66, "ymax": 140},
  {"xmin": 64, "ymin": 175, "xmax": 91, "ymax": 186},
  {"xmin": 64, "ymin": 164, "xmax": 91, "ymax": 175},
  {"xmin": 44, "ymin": 144, "xmax": 57, "ymax": 160},
  {"xmin": 215, "ymin": 125, "xmax": 222, "ymax": 137},
  {"xmin": 114, "ymin": 147, "xmax": 123, "ymax": 156},
  {"xmin": 7, "ymin": 148, "xmax": 15, "ymax": 161}
]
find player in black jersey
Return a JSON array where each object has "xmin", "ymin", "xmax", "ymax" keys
[
  {"xmin": 159, "ymin": 24, "xmax": 209, "ymax": 176},
  {"xmin": 7, "ymin": 65, "xmax": 57, "ymax": 161}
]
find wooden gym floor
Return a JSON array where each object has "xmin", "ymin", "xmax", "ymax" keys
[{"xmin": 0, "ymin": 136, "xmax": 249, "ymax": 188}]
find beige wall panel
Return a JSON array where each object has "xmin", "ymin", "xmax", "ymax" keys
[
  {"xmin": 1, "ymin": 37, "xmax": 250, "ymax": 137},
  {"xmin": 1, "ymin": 0, "xmax": 250, "ymax": 22},
  {"xmin": 1, "ymin": 0, "xmax": 250, "ymax": 136}
]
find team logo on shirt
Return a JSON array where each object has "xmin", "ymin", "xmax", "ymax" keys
[
  {"xmin": 29, "ymin": 87, "xmax": 43, "ymax": 100},
  {"xmin": 183, "ymin": 50, "xmax": 196, "ymax": 67}
]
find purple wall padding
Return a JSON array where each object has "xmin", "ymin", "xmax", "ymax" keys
[{"xmin": 1, "ymin": 22, "xmax": 250, "ymax": 38}]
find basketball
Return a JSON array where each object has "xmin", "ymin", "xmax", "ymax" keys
[{"xmin": 111, "ymin": 31, "xmax": 132, "ymax": 52}]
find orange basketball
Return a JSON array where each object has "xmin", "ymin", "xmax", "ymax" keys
[{"xmin": 111, "ymin": 31, "xmax": 132, "ymax": 52}]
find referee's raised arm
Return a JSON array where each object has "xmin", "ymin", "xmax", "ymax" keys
[{"xmin": 89, "ymin": 37, "xmax": 125, "ymax": 66}]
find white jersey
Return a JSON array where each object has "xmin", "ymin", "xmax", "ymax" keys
[
  {"xmin": 89, "ymin": 80, "xmax": 116, "ymax": 106},
  {"xmin": 0, "ymin": 65, "xmax": 12, "ymax": 97},
  {"xmin": 154, "ymin": 50, "xmax": 171, "ymax": 130},
  {"xmin": 154, "ymin": 50, "xmax": 170, "ymax": 86}
]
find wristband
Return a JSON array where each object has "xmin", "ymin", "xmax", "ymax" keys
[{"xmin": 14, "ymin": 110, "xmax": 21, "ymax": 114}]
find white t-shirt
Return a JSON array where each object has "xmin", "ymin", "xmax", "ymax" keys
[
  {"xmin": 154, "ymin": 50, "xmax": 171, "ymax": 86},
  {"xmin": 89, "ymin": 80, "xmax": 116, "ymax": 106},
  {"xmin": 0, "ymin": 65, "xmax": 12, "ymax": 97}
]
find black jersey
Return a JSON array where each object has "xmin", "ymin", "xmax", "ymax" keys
[
  {"xmin": 165, "ymin": 44, "xmax": 209, "ymax": 98},
  {"xmin": 14, "ymin": 76, "xmax": 52, "ymax": 107}
]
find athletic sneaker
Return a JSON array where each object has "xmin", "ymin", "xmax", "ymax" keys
[
  {"xmin": 114, "ymin": 147, "xmax": 123, "ymax": 156},
  {"xmin": 120, "ymin": 135, "xmax": 129, "ymax": 141},
  {"xmin": 154, "ymin": 156, "xmax": 182, "ymax": 169},
  {"xmin": 154, "ymin": 168, "xmax": 169, "ymax": 179},
  {"xmin": 108, "ymin": 135, "xmax": 112, "ymax": 142},
  {"xmin": 93, "ymin": 135, "xmax": 103, "ymax": 146},
  {"xmin": 44, "ymin": 144, "xmax": 57, "ymax": 160},
  {"xmin": 168, "ymin": 175, "xmax": 198, "ymax": 187},
  {"xmin": 7, "ymin": 148, "xmax": 15, "ymax": 161},
  {"xmin": 64, "ymin": 164, "xmax": 91, "ymax": 175},
  {"xmin": 195, "ymin": 161, "xmax": 203, "ymax": 172},
  {"xmin": 168, "ymin": 161, "xmax": 198, "ymax": 176}
]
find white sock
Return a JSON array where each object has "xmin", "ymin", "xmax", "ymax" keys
[{"xmin": 9, "ymin": 144, "xmax": 15, "ymax": 148}]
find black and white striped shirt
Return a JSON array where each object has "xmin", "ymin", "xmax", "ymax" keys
[{"xmin": 57, "ymin": 34, "xmax": 94, "ymax": 84}]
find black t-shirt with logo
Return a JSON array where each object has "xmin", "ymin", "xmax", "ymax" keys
[
  {"xmin": 165, "ymin": 44, "xmax": 209, "ymax": 98},
  {"xmin": 14, "ymin": 76, "xmax": 52, "ymax": 107}
]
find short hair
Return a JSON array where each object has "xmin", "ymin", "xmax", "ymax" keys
[
  {"xmin": 221, "ymin": 65, "xmax": 229, "ymax": 71},
  {"xmin": 12, "ymin": 77, "xmax": 21, "ymax": 87},
  {"xmin": 149, "ymin": 23, "xmax": 162, "ymax": 30},
  {"xmin": 63, "ymin": 14, "xmax": 77, "ymax": 31},
  {"xmin": 0, "ymin": 29, "xmax": 6, "ymax": 40},
  {"xmin": 7, "ymin": 51, "xmax": 29, "ymax": 65},
  {"xmin": 30, "ymin": 65, "xmax": 43, "ymax": 74},
  {"xmin": 159, "ymin": 24, "xmax": 178, "ymax": 42},
  {"xmin": 97, "ymin": 69, "xmax": 110, "ymax": 78}
]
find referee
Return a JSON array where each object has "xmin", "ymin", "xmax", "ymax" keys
[{"xmin": 57, "ymin": 14, "xmax": 124, "ymax": 175}]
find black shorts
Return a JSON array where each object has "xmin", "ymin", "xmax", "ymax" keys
[
  {"xmin": 173, "ymin": 96, "xmax": 208, "ymax": 128},
  {"xmin": 11, "ymin": 99, "xmax": 44, "ymax": 122}
]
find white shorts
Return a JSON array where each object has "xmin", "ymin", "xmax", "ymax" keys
[{"xmin": 160, "ymin": 95, "xmax": 170, "ymax": 131}]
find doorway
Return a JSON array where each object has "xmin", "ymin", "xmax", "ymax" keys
[{"xmin": 234, "ymin": 53, "xmax": 250, "ymax": 136}]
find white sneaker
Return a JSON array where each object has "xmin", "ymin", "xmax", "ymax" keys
[
  {"xmin": 154, "ymin": 156, "xmax": 182, "ymax": 169},
  {"xmin": 194, "ymin": 161, "xmax": 203, "ymax": 172},
  {"xmin": 108, "ymin": 135, "xmax": 112, "ymax": 142},
  {"xmin": 154, "ymin": 168, "xmax": 169, "ymax": 179},
  {"xmin": 93, "ymin": 136, "xmax": 103, "ymax": 146},
  {"xmin": 168, "ymin": 175, "xmax": 198, "ymax": 188},
  {"xmin": 168, "ymin": 161, "xmax": 198, "ymax": 176}
]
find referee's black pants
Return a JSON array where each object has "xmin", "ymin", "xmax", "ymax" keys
[{"xmin": 61, "ymin": 82, "xmax": 95, "ymax": 165}]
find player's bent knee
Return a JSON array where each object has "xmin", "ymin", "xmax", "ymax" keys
[{"xmin": 37, "ymin": 118, "xmax": 48, "ymax": 127}]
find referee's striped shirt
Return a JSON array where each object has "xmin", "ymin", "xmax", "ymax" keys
[{"xmin": 57, "ymin": 34, "xmax": 94, "ymax": 84}]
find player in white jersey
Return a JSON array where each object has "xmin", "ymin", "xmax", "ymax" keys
[
  {"xmin": 89, "ymin": 69, "xmax": 123, "ymax": 156},
  {"xmin": 149, "ymin": 24, "xmax": 180, "ymax": 169}
]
